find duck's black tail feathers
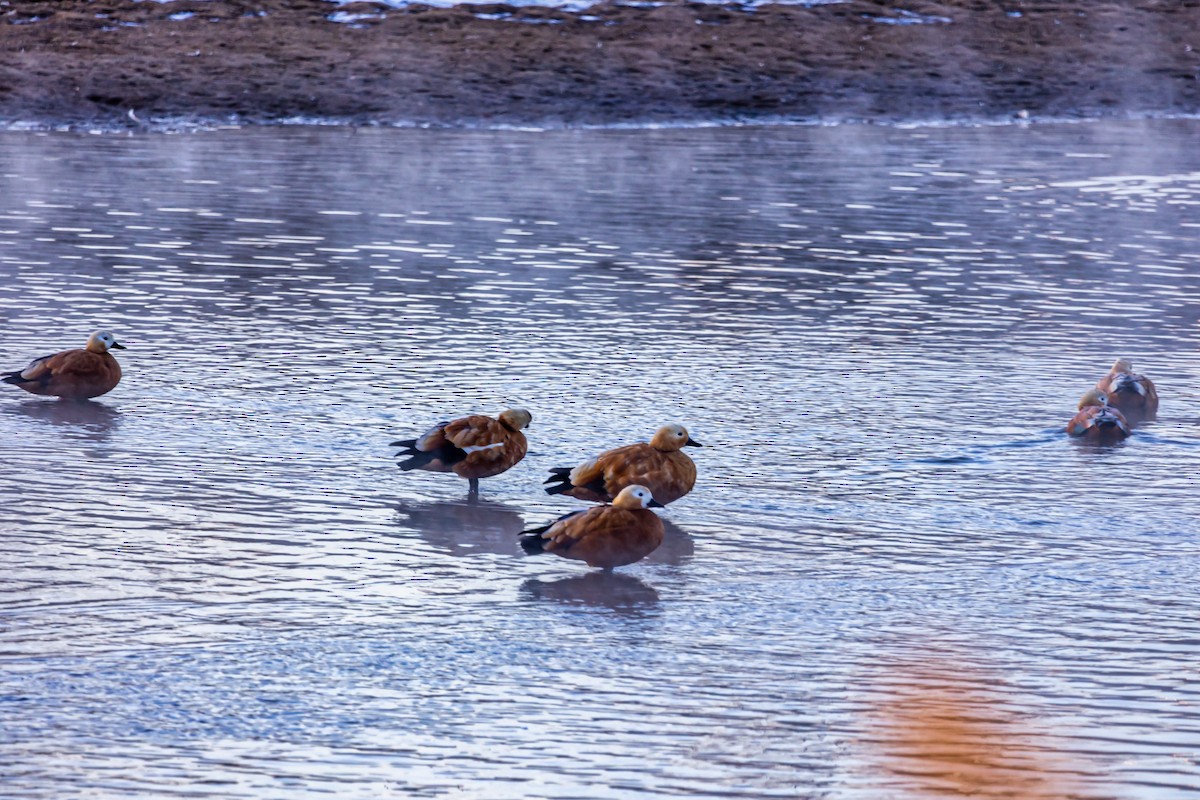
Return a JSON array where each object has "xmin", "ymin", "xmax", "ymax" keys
[
  {"xmin": 544, "ymin": 467, "xmax": 573, "ymax": 495},
  {"xmin": 544, "ymin": 468, "xmax": 610, "ymax": 499},
  {"xmin": 519, "ymin": 511, "xmax": 584, "ymax": 554},
  {"xmin": 519, "ymin": 518, "xmax": 559, "ymax": 554},
  {"xmin": 519, "ymin": 531, "xmax": 549, "ymax": 555},
  {"xmin": 390, "ymin": 438, "xmax": 426, "ymax": 471},
  {"xmin": 392, "ymin": 436, "xmax": 466, "ymax": 472},
  {"xmin": 2, "ymin": 371, "xmax": 28, "ymax": 385},
  {"xmin": 396, "ymin": 452, "xmax": 438, "ymax": 471}
]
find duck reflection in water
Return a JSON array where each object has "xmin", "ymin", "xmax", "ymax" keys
[
  {"xmin": 641, "ymin": 517, "xmax": 694, "ymax": 567},
  {"xmin": 395, "ymin": 497, "xmax": 525, "ymax": 557},
  {"xmin": 521, "ymin": 571, "xmax": 660, "ymax": 614},
  {"xmin": 395, "ymin": 494, "xmax": 694, "ymax": 566},
  {"xmin": 7, "ymin": 399, "xmax": 122, "ymax": 443}
]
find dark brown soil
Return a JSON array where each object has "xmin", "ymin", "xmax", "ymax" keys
[{"xmin": 2, "ymin": 0, "xmax": 1199, "ymax": 128}]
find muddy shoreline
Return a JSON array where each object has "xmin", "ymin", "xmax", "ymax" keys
[{"xmin": 1, "ymin": 0, "xmax": 1198, "ymax": 129}]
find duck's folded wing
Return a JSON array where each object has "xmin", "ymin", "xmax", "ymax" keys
[
  {"xmin": 1066, "ymin": 407, "xmax": 1129, "ymax": 436},
  {"xmin": 543, "ymin": 507, "xmax": 614, "ymax": 551},
  {"xmin": 16, "ymin": 352, "xmax": 62, "ymax": 381},
  {"xmin": 1096, "ymin": 372, "xmax": 1119, "ymax": 393},
  {"xmin": 414, "ymin": 423, "xmax": 451, "ymax": 452},
  {"xmin": 1066, "ymin": 408, "xmax": 1095, "ymax": 436},
  {"xmin": 446, "ymin": 417, "xmax": 511, "ymax": 461},
  {"xmin": 572, "ymin": 443, "xmax": 642, "ymax": 486},
  {"xmin": 567, "ymin": 456, "xmax": 604, "ymax": 488},
  {"xmin": 1141, "ymin": 375, "xmax": 1159, "ymax": 403},
  {"xmin": 644, "ymin": 456, "xmax": 695, "ymax": 489},
  {"xmin": 1101, "ymin": 370, "xmax": 1156, "ymax": 398}
]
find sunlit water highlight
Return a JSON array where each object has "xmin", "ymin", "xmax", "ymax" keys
[{"xmin": 1, "ymin": 120, "xmax": 1199, "ymax": 798}]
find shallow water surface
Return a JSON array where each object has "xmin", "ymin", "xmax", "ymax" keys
[{"xmin": 1, "ymin": 121, "xmax": 1199, "ymax": 798}]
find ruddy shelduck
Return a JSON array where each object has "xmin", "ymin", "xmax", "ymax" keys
[
  {"xmin": 392, "ymin": 408, "xmax": 532, "ymax": 494},
  {"xmin": 1094, "ymin": 358, "xmax": 1158, "ymax": 421},
  {"xmin": 3, "ymin": 330, "xmax": 125, "ymax": 400},
  {"xmin": 1066, "ymin": 389, "xmax": 1130, "ymax": 441},
  {"xmin": 545, "ymin": 422, "xmax": 701, "ymax": 505},
  {"xmin": 520, "ymin": 484, "xmax": 665, "ymax": 570}
]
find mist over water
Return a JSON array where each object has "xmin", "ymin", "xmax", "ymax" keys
[{"xmin": 1, "ymin": 120, "xmax": 1199, "ymax": 798}]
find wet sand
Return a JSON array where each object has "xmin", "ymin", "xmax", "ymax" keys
[{"xmin": 2, "ymin": 0, "xmax": 1199, "ymax": 128}]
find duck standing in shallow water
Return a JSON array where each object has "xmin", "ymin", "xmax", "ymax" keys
[
  {"xmin": 1095, "ymin": 358, "xmax": 1158, "ymax": 421},
  {"xmin": 544, "ymin": 423, "xmax": 701, "ymax": 505},
  {"xmin": 1066, "ymin": 389, "xmax": 1130, "ymax": 442},
  {"xmin": 3, "ymin": 330, "xmax": 125, "ymax": 400},
  {"xmin": 520, "ymin": 485, "xmax": 664, "ymax": 570},
  {"xmin": 392, "ymin": 408, "xmax": 532, "ymax": 495}
]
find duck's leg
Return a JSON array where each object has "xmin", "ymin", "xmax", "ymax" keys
[{"xmin": 468, "ymin": 477, "xmax": 480, "ymax": 496}]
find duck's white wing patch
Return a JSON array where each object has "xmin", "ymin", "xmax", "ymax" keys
[
  {"xmin": 463, "ymin": 442, "xmax": 505, "ymax": 454},
  {"xmin": 20, "ymin": 357, "xmax": 48, "ymax": 379},
  {"xmin": 569, "ymin": 459, "xmax": 597, "ymax": 484},
  {"xmin": 416, "ymin": 423, "xmax": 450, "ymax": 451},
  {"xmin": 1111, "ymin": 375, "xmax": 1147, "ymax": 396}
]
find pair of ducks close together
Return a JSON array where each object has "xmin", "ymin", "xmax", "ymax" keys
[
  {"xmin": 2, "ymin": 330, "xmax": 701, "ymax": 572},
  {"xmin": 1066, "ymin": 359, "xmax": 1159, "ymax": 441}
]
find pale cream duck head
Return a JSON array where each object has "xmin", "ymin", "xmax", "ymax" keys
[
  {"xmin": 611, "ymin": 484, "xmax": 656, "ymax": 510},
  {"xmin": 85, "ymin": 330, "xmax": 126, "ymax": 353},
  {"xmin": 1077, "ymin": 388, "xmax": 1109, "ymax": 410},
  {"xmin": 649, "ymin": 423, "xmax": 702, "ymax": 452}
]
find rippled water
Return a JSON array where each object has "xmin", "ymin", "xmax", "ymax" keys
[
  {"xmin": 1, "ymin": 120, "xmax": 1199, "ymax": 798},
  {"xmin": 329, "ymin": 0, "xmax": 843, "ymax": 12}
]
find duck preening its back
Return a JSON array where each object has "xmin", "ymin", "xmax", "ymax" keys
[{"xmin": 392, "ymin": 408, "xmax": 532, "ymax": 494}]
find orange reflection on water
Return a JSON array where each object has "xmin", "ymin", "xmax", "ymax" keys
[{"xmin": 869, "ymin": 655, "xmax": 1091, "ymax": 799}]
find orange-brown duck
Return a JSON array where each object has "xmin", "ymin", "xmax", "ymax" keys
[
  {"xmin": 1066, "ymin": 389, "xmax": 1130, "ymax": 442},
  {"xmin": 392, "ymin": 408, "xmax": 532, "ymax": 494},
  {"xmin": 3, "ymin": 330, "xmax": 125, "ymax": 400},
  {"xmin": 545, "ymin": 423, "xmax": 700, "ymax": 505},
  {"xmin": 520, "ymin": 485, "xmax": 665, "ymax": 570},
  {"xmin": 1094, "ymin": 358, "xmax": 1158, "ymax": 421}
]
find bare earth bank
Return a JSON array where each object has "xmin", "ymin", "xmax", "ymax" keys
[{"xmin": 2, "ymin": 0, "xmax": 1199, "ymax": 129}]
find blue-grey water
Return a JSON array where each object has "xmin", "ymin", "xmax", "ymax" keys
[{"xmin": 1, "ymin": 120, "xmax": 1199, "ymax": 798}]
